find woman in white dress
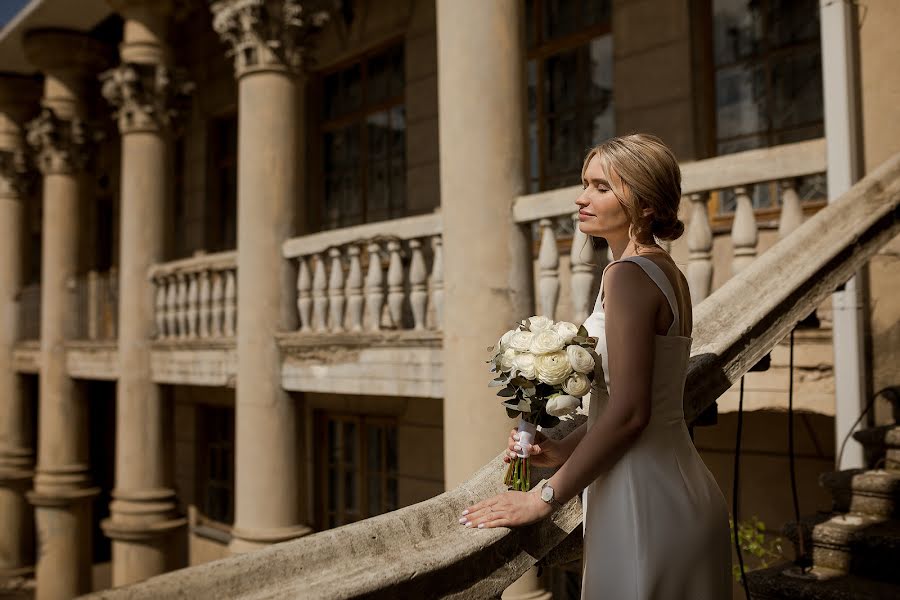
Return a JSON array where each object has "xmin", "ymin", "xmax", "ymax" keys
[{"xmin": 460, "ymin": 134, "xmax": 732, "ymax": 599}]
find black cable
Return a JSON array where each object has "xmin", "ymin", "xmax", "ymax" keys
[
  {"xmin": 836, "ymin": 389, "xmax": 883, "ymax": 470},
  {"xmin": 733, "ymin": 375, "xmax": 750, "ymax": 599},
  {"xmin": 787, "ymin": 328, "xmax": 807, "ymax": 567}
]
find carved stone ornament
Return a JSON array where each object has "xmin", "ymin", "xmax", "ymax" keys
[
  {"xmin": 25, "ymin": 107, "xmax": 90, "ymax": 175},
  {"xmin": 210, "ymin": 0, "xmax": 333, "ymax": 76},
  {"xmin": 0, "ymin": 148, "xmax": 30, "ymax": 197},
  {"xmin": 100, "ymin": 62, "xmax": 194, "ymax": 134}
]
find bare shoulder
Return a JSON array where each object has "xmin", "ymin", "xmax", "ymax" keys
[{"xmin": 603, "ymin": 261, "xmax": 658, "ymax": 312}]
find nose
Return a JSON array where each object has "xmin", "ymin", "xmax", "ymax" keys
[{"xmin": 575, "ymin": 190, "xmax": 589, "ymax": 208}]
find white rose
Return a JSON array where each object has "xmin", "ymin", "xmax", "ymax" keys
[
  {"xmin": 509, "ymin": 330, "xmax": 535, "ymax": 352},
  {"xmin": 534, "ymin": 351, "xmax": 573, "ymax": 385},
  {"xmin": 527, "ymin": 315, "xmax": 554, "ymax": 332},
  {"xmin": 497, "ymin": 329, "xmax": 516, "ymax": 352},
  {"xmin": 566, "ymin": 345, "xmax": 595, "ymax": 374},
  {"xmin": 498, "ymin": 348, "xmax": 517, "ymax": 372},
  {"xmin": 546, "ymin": 394, "xmax": 581, "ymax": 417},
  {"xmin": 513, "ymin": 352, "xmax": 536, "ymax": 379},
  {"xmin": 529, "ymin": 329, "xmax": 565, "ymax": 355},
  {"xmin": 563, "ymin": 372, "xmax": 591, "ymax": 397},
  {"xmin": 554, "ymin": 321, "xmax": 579, "ymax": 344}
]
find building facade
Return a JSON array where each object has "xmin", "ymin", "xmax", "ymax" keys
[{"xmin": 0, "ymin": 0, "xmax": 897, "ymax": 599}]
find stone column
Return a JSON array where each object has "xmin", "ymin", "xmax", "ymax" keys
[
  {"xmin": 0, "ymin": 75, "xmax": 40, "ymax": 581},
  {"xmin": 99, "ymin": 0, "xmax": 192, "ymax": 586},
  {"xmin": 23, "ymin": 30, "xmax": 107, "ymax": 600},
  {"xmin": 436, "ymin": 2, "xmax": 545, "ymax": 599},
  {"xmin": 210, "ymin": 0, "xmax": 328, "ymax": 553}
]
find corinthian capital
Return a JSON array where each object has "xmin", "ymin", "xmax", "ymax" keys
[
  {"xmin": 210, "ymin": 0, "xmax": 332, "ymax": 77},
  {"xmin": 0, "ymin": 148, "xmax": 30, "ymax": 198},
  {"xmin": 100, "ymin": 62, "xmax": 194, "ymax": 134},
  {"xmin": 25, "ymin": 108, "xmax": 91, "ymax": 175}
]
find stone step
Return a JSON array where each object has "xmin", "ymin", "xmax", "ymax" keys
[
  {"xmin": 745, "ymin": 563, "xmax": 900, "ymax": 600},
  {"xmin": 853, "ymin": 425, "xmax": 899, "ymax": 469},
  {"xmin": 785, "ymin": 512, "xmax": 900, "ymax": 584},
  {"xmin": 886, "ymin": 426, "xmax": 900, "ymax": 471},
  {"xmin": 819, "ymin": 468, "xmax": 900, "ymax": 518}
]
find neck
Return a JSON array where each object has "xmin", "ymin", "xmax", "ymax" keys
[{"xmin": 607, "ymin": 236, "xmax": 659, "ymax": 261}]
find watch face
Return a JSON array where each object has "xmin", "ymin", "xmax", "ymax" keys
[{"xmin": 541, "ymin": 485, "xmax": 553, "ymax": 502}]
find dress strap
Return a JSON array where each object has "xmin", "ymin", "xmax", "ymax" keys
[{"xmin": 596, "ymin": 256, "xmax": 681, "ymax": 336}]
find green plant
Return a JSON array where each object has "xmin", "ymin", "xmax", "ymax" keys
[{"xmin": 729, "ymin": 515, "xmax": 785, "ymax": 582}]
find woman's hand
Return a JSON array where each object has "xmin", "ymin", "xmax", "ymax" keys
[
  {"xmin": 503, "ymin": 428, "xmax": 568, "ymax": 468},
  {"xmin": 458, "ymin": 489, "xmax": 552, "ymax": 529}
]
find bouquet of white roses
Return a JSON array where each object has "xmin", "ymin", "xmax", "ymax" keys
[{"xmin": 488, "ymin": 315, "xmax": 599, "ymax": 491}]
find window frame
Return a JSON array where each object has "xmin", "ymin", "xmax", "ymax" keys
[
  {"xmin": 314, "ymin": 411, "xmax": 399, "ymax": 531},
  {"xmin": 525, "ymin": 0, "xmax": 613, "ymax": 192},
  {"xmin": 313, "ymin": 38, "xmax": 406, "ymax": 232}
]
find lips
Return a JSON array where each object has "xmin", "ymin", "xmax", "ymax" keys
[{"xmin": 578, "ymin": 210, "xmax": 594, "ymax": 219}]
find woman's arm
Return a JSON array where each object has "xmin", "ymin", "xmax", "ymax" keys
[{"xmin": 545, "ymin": 262, "xmax": 659, "ymax": 504}]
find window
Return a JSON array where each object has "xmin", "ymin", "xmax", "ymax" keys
[
  {"xmin": 712, "ymin": 0, "xmax": 825, "ymax": 214},
  {"xmin": 315, "ymin": 412, "xmax": 398, "ymax": 529},
  {"xmin": 525, "ymin": 0, "xmax": 614, "ymax": 192},
  {"xmin": 197, "ymin": 404, "xmax": 235, "ymax": 525},
  {"xmin": 320, "ymin": 44, "xmax": 406, "ymax": 230},
  {"xmin": 206, "ymin": 114, "xmax": 238, "ymax": 252}
]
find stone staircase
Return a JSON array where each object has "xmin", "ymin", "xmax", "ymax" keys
[{"xmin": 746, "ymin": 424, "xmax": 900, "ymax": 599}]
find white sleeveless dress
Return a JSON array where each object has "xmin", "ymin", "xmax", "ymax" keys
[{"xmin": 580, "ymin": 256, "xmax": 732, "ymax": 599}]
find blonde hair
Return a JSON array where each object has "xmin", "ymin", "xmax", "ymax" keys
[{"xmin": 581, "ymin": 133, "xmax": 684, "ymax": 243}]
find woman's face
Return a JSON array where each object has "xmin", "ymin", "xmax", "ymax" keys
[{"xmin": 576, "ymin": 153, "xmax": 630, "ymax": 240}]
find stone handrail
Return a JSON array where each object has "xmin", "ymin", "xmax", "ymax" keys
[
  {"xmin": 515, "ymin": 139, "xmax": 828, "ymax": 320},
  {"xmin": 148, "ymin": 250, "xmax": 237, "ymax": 340},
  {"xmin": 282, "ymin": 212, "xmax": 443, "ymax": 333},
  {"xmin": 83, "ymin": 154, "xmax": 900, "ymax": 599}
]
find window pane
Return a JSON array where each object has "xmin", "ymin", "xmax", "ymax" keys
[
  {"xmin": 713, "ymin": 0, "xmax": 764, "ymax": 66},
  {"xmin": 343, "ymin": 421, "xmax": 357, "ymax": 465},
  {"xmin": 367, "ymin": 426, "xmax": 382, "ymax": 472},
  {"xmin": 344, "ymin": 468, "xmax": 357, "ymax": 513},
  {"xmin": 582, "ymin": 0, "xmax": 612, "ymax": 28},
  {"xmin": 386, "ymin": 427, "xmax": 397, "ymax": 474},
  {"xmin": 767, "ymin": 0, "xmax": 819, "ymax": 49},
  {"xmin": 544, "ymin": 48, "xmax": 579, "ymax": 115},
  {"xmin": 542, "ymin": 0, "xmax": 580, "ymax": 41},
  {"xmin": 771, "ymin": 48, "xmax": 823, "ymax": 131},
  {"xmin": 367, "ymin": 473, "xmax": 382, "ymax": 516},
  {"xmin": 715, "ymin": 64, "xmax": 767, "ymax": 140},
  {"xmin": 387, "ymin": 477, "xmax": 398, "ymax": 511}
]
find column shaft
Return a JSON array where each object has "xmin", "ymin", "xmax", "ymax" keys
[
  {"xmin": 437, "ymin": 2, "xmax": 546, "ymax": 598},
  {"xmin": 0, "ymin": 79, "xmax": 39, "ymax": 579},
  {"xmin": 230, "ymin": 69, "xmax": 307, "ymax": 551}
]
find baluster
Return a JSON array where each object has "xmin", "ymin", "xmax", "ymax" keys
[
  {"xmin": 198, "ymin": 269, "xmax": 211, "ymax": 339},
  {"xmin": 731, "ymin": 186, "xmax": 758, "ymax": 275},
  {"xmin": 364, "ymin": 242, "xmax": 385, "ymax": 331},
  {"xmin": 538, "ymin": 218, "xmax": 560, "ymax": 319},
  {"xmin": 296, "ymin": 256, "xmax": 312, "ymax": 332},
  {"xmin": 409, "ymin": 239, "xmax": 427, "ymax": 330},
  {"xmin": 223, "ymin": 268, "xmax": 236, "ymax": 337},
  {"xmin": 345, "ymin": 246, "xmax": 364, "ymax": 332},
  {"xmin": 176, "ymin": 273, "xmax": 189, "ymax": 338},
  {"xmin": 154, "ymin": 276, "xmax": 167, "ymax": 339},
  {"xmin": 186, "ymin": 271, "xmax": 199, "ymax": 339},
  {"xmin": 686, "ymin": 192, "xmax": 714, "ymax": 304},
  {"xmin": 210, "ymin": 270, "xmax": 224, "ymax": 337},
  {"xmin": 108, "ymin": 267, "xmax": 118, "ymax": 339},
  {"xmin": 386, "ymin": 240, "xmax": 405, "ymax": 329},
  {"xmin": 429, "ymin": 235, "xmax": 444, "ymax": 330},
  {"xmin": 312, "ymin": 252, "xmax": 328, "ymax": 332},
  {"xmin": 570, "ymin": 214, "xmax": 594, "ymax": 324},
  {"xmin": 778, "ymin": 178, "xmax": 804, "ymax": 239},
  {"xmin": 165, "ymin": 275, "xmax": 178, "ymax": 339},
  {"xmin": 87, "ymin": 269, "xmax": 99, "ymax": 340},
  {"xmin": 328, "ymin": 247, "xmax": 345, "ymax": 332}
]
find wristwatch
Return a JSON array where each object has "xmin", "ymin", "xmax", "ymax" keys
[{"xmin": 540, "ymin": 481, "xmax": 563, "ymax": 509}]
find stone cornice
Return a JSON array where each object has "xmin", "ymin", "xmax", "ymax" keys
[
  {"xmin": 100, "ymin": 62, "xmax": 193, "ymax": 134},
  {"xmin": 25, "ymin": 107, "xmax": 91, "ymax": 175},
  {"xmin": 210, "ymin": 0, "xmax": 332, "ymax": 77}
]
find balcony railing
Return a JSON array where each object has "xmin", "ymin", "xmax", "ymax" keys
[
  {"xmin": 282, "ymin": 213, "xmax": 443, "ymax": 334},
  {"xmin": 513, "ymin": 138, "xmax": 827, "ymax": 322},
  {"xmin": 72, "ymin": 269, "xmax": 118, "ymax": 341},
  {"xmin": 148, "ymin": 251, "xmax": 237, "ymax": 341}
]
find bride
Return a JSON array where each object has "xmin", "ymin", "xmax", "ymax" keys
[{"xmin": 459, "ymin": 134, "xmax": 732, "ymax": 599}]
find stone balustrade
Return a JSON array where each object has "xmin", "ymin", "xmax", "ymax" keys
[
  {"xmin": 148, "ymin": 251, "xmax": 237, "ymax": 341},
  {"xmin": 71, "ymin": 268, "xmax": 118, "ymax": 341},
  {"xmin": 513, "ymin": 138, "xmax": 828, "ymax": 321},
  {"xmin": 282, "ymin": 213, "xmax": 443, "ymax": 333}
]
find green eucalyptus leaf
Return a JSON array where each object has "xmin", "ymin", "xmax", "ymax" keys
[
  {"xmin": 506, "ymin": 408, "xmax": 520, "ymax": 419},
  {"xmin": 497, "ymin": 387, "xmax": 516, "ymax": 398},
  {"xmin": 577, "ymin": 325, "xmax": 589, "ymax": 337}
]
